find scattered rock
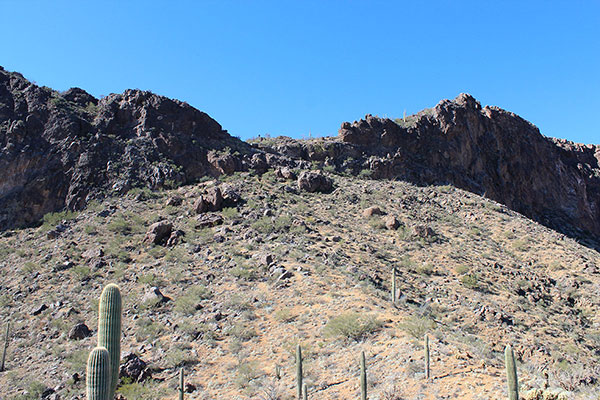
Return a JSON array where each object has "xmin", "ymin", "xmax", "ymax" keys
[
  {"xmin": 52, "ymin": 261, "xmax": 74, "ymax": 272},
  {"xmin": 414, "ymin": 225, "xmax": 435, "ymax": 238},
  {"xmin": 166, "ymin": 196, "xmax": 183, "ymax": 206},
  {"xmin": 120, "ymin": 352, "xmax": 151, "ymax": 382},
  {"xmin": 195, "ymin": 213, "xmax": 224, "ymax": 228},
  {"xmin": 384, "ymin": 215, "xmax": 400, "ymax": 230},
  {"xmin": 68, "ymin": 323, "xmax": 92, "ymax": 340},
  {"xmin": 32, "ymin": 303, "xmax": 48, "ymax": 316},
  {"xmin": 166, "ymin": 230, "xmax": 185, "ymax": 247},
  {"xmin": 81, "ymin": 247, "xmax": 104, "ymax": 259},
  {"xmin": 275, "ymin": 167, "xmax": 297, "ymax": 180},
  {"xmin": 362, "ymin": 206, "xmax": 382, "ymax": 217},
  {"xmin": 141, "ymin": 287, "xmax": 170, "ymax": 305},
  {"xmin": 143, "ymin": 221, "xmax": 173, "ymax": 245},
  {"xmin": 297, "ymin": 171, "xmax": 333, "ymax": 193},
  {"xmin": 195, "ymin": 186, "xmax": 223, "ymax": 213},
  {"xmin": 184, "ymin": 383, "xmax": 197, "ymax": 393}
]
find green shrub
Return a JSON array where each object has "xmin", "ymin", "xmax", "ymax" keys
[
  {"xmin": 323, "ymin": 312, "xmax": 381, "ymax": 342},
  {"xmin": 174, "ymin": 285, "xmax": 212, "ymax": 315},
  {"xmin": 398, "ymin": 315, "xmax": 436, "ymax": 339},
  {"xmin": 461, "ymin": 273, "xmax": 479, "ymax": 289}
]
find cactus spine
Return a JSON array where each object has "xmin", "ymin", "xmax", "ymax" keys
[
  {"xmin": 87, "ymin": 347, "xmax": 111, "ymax": 400},
  {"xmin": 1, "ymin": 322, "xmax": 9, "ymax": 372},
  {"xmin": 505, "ymin": 344, "xmax": 519, "ymax": 400},
  {"xmin": 98, "ymin": 284, "xmax": 122, "ymax": 400},
  {"xmin": 296, "ymin": 344, "xmax": 303, "ymax": 400},
  {"xmin": 425, "ymin": 334, "xmax": 430, "ymax": 380},
  {"xmin": 360, "ymin": 351, "xmax": 367, "ymax": 400},
  {"xmin": 303, "ymin": 383, "xmax": 308, "ymax": 400},
  {"xmin": 391, "ymin": 268, "xmax": 397, "ymax": 303},
  {"xmin": 179, "ymin": 368, "xmax": 184, "ymax": 400}
]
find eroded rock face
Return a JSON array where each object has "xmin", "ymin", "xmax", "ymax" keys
[
  {"xmin": 338, "ymin": 93, "xmax": 600, "ymax": 238},
  {"xmin": 0, "ymin": 67, "xmax": 269, "ymax": 229},
  {"xmin": 255, "ymin": 93, "xmax": 600, "ymax": 240}
]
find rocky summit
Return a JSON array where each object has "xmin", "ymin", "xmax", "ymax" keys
[{"xmin": 0, "ymin": 68, "xmax": 599, "ymax": 400}]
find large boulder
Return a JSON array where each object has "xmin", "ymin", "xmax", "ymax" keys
[
  {"xmin": 143, "ymin": 221, "xmax": 173, "ymax": 245},
  {"xmin": 297, "ymin": 171, "xmax": 333, "ymax": 193}
]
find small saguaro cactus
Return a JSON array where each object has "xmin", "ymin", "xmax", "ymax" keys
[
  {"xmin": 87, "ymin": 347, "xmax": 111, "ymax": 400},
  {"xmin": 1, "ymin": 322, "xmax": 9, "ymax": 372},
  {"xmin": 179, "ymin": 368, "xmax": 184, "ymax": 400},
  {"xmin": 98, "ymin": 284, "xmax": 122, "ymax": 400},
  {"xmin": 275, "ymin": 364, "xmax": 281, "ymax": 380},
  {"xmin": 505, "ymin": 344, "xmax": 519, "ymax": 400},
  {"xmin": 303, "ymin": 383, "xmax": 308, "ymax": 400},
  {"xmin": 425, "ymin": 334, "xmax": 430, "ymax": 380},
  {"xmin": 391, "ymin": 268, "xmax": 397, "ymax": 303},
  {"xmin": 360, "ymin": 351, "xmax": 367, "ymax": 400},
  {"xmin": 296, "ymin": 344, "xmax": 303, "ymax": 400}
]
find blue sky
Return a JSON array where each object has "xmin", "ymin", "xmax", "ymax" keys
[{"xmin": 1, "ymin": 1, "xmax": 599, "ymax": 143}]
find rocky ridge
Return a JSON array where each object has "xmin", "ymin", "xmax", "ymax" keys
[
  {"xmin": 1, "ymin": 66, "xmax": 599, "ymax": 246},
  {"xmin": 253, "ymin": 94, "xmax": 600, "ymax": 243}
]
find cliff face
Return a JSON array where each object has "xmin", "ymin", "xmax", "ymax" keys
[
  {"xmin": 0, "ymin": 67, "xmax": 282, "ymax": 229},
  {"xmin": 335, "ymin": 94, "xmax": 600, "ymax": 238},
  {"xmin": 1, "ymin": 67, "xmax": 599, "ymax": 241}
]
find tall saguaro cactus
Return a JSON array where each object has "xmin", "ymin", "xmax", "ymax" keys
[
  {"xmin": 296, "ymin": 345, "xmax": 303, "ymax": 400},
  {"xmin": 391, "ymin": 268, "xmax": 397, "ymax": 303},
  {"xmin": 424, "ymin": 334, "xmax": 430, "ymax": 380},
  {"xmin": 360, "ymin": 351, "xmax": 367, "ymax": 400},
  {"xmin": 505, "ymin": 345, "xmax": 519, "ymax": 400},
  {"xmin": 1, "ymin": 322, "xmax": 9, "ymax": 372},
  {"xmin": 87, "ymin": 347, "xmax": 111, "ymax": 400},
  {"xmin": 98, "ymin": 284, "xmax": 122, "ymax": 400},
  {"xmin": 179, "ymin": 368, "xmax": 185, "ymax": 400}
]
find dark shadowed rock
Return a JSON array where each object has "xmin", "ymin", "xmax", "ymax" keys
[
  {"xmin": 68, "ymin": 323, "xmax": 92, "ymax": 340},
  {"xmin": 120, "ymin": 353, "xmax": 151, "ymax": 382},
  {"xmin": 195, "ymin": 213, "xmax": 224, "ymax": 228},
  {"xmin": 297, "ymin": 171, "xmax": 333, "ymax": 193},
  {"xmin": 143, "ymin": 221, "xmax": 172, "ymax": 245}
]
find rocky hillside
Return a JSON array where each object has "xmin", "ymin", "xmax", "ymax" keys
[
  {"xmin": 0, "ymin": 172, "xmax": 599, "ymax": 400},
  {"xmin": 1, "ymin": 67, "xmax": 600, "ymax": 399}
]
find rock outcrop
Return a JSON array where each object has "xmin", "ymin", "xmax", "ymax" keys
[
  {"xmin": 2, "ymin": 66, "xmax": 599, "ymax": 243},
  {"xmin": 255, "ymin": 94, "xmax": 600, "ymax": 241},
  {"xmin": 0, "ymin": 67, "xmax": 295, "ymax": 229}
]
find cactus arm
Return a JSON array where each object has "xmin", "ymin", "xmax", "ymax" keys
[{"xmin": 87, "ymin": 347, "xmax": 111, "ymax": 400}]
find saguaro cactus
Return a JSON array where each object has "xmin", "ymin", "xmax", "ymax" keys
[
  {"xmin": 1, "ymin": 322, "xmax": 9, "ymax": 372},
  {"xmin": 98, "ymin": 284, "xmax": 122, "ymax": 400},
  {"xmin": 425, "ymin": 334, "xmax": 430, "ymax": 380},
  {"xmin": 179, "ymin": 368, "xmax": 184, "ymax": 400},
  {"xmin": 391, "ymin": 268, "xmax": 397, "ymax": 303},
  {"xmin": 87, "ymin": 347, "xmax": 111, "ymax": 400},
  {"xmin": 303, "ymin": 383, "xmax": 308, "ymax": 400},
  {"xmin": 296, "ymin": 345, "xmax": 303, "ymax": 400},
  {"xmin": 360, "ymin": 351, "xmax": 367, "ymax": 400},
  {"xmin": 505, "ymin": 344, "xmax": 519, "ymax": 400}
]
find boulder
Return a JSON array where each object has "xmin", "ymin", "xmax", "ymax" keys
[
  {"xmin": 297, "ymin": 171, "xmax": 333, "ymax": 193},
  {"xmin": 143, "ymin": 221, "xmax": 173, "ymax": 245},
  {"xmin": 68, "ymin": 323, "xmax": 92, "ymax": 340},
  {"xmin": 362, "ymin": 206, "xmax": 382, "ymax": 217}
]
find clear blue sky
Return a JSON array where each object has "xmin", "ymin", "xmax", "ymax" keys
[{"xmin": 2, "ymin": 1, "xmax": 599, "ymax": 143}]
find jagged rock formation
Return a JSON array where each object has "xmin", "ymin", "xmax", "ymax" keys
[
  {"xmin": 0, "ymin": 67, "xmax": 294, "ymax": 229},
  {"xmin": 1, "ymin": 66, "xmax": 599, "ymax": 242},
  {"xmin": 254, "ymin": 94, "xmax": 600, "ymax": 241}
]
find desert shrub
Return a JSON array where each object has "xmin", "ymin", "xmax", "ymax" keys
[
  {"xmin": 174, "ymin": 285, "xmax": 212, "ymax": 315},
  {"xmin": 323, "ymin": 312, "xmax": 381, "ymax": 342},
  {"xmin": 117, "ymin": 380, "xmax": 168, "ymax": 400},
  {"xmin": 461, "ymin": 273, "xmax": 479, "ymax": 289},
  {"xmin": 398, "ymin": 315, "xmax": 436, "ymax": 339}
]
